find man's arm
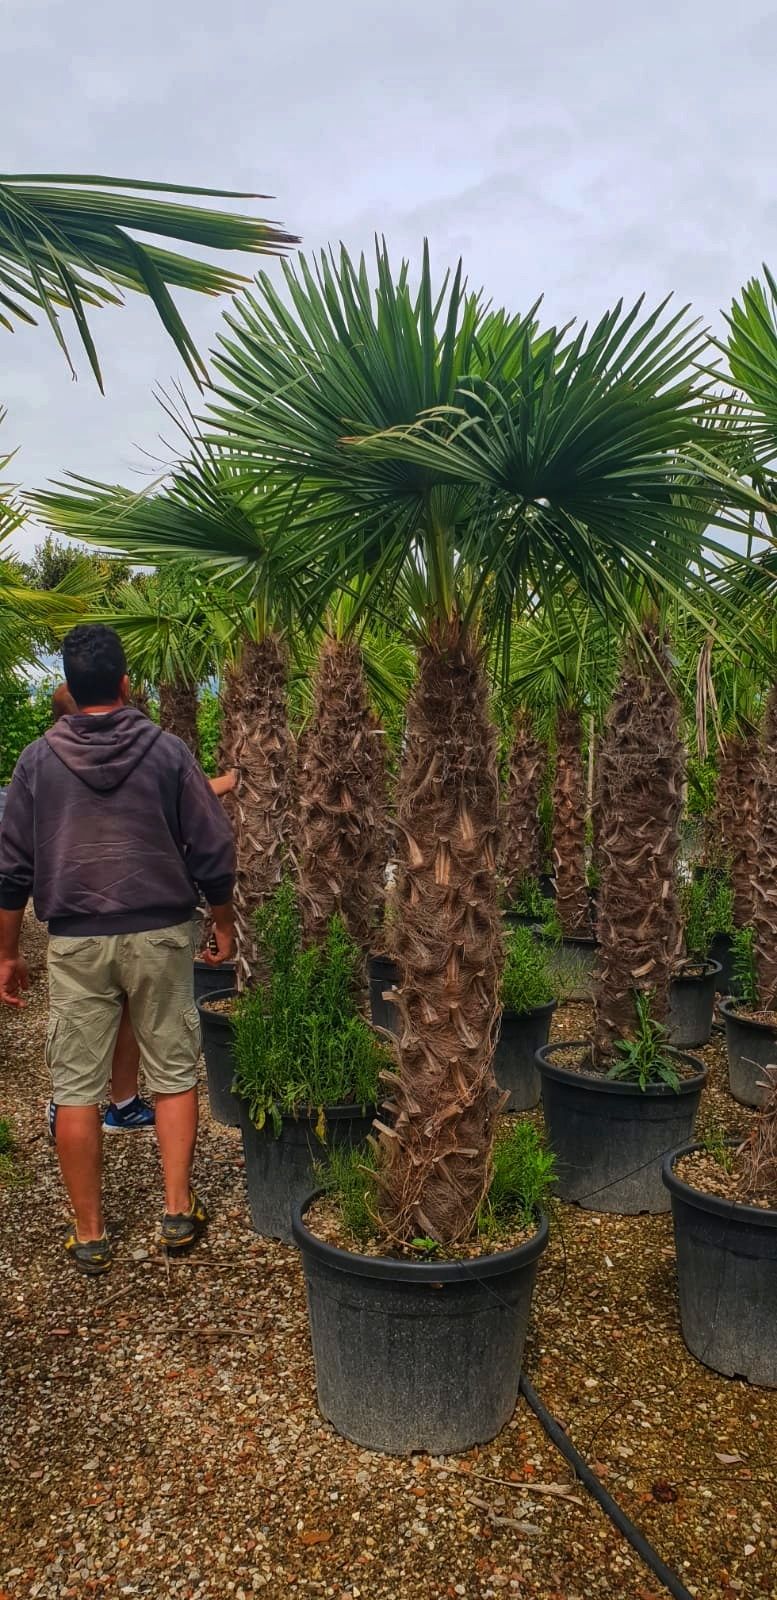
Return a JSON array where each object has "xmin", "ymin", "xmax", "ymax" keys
[
  {"xmin": 178, "ymin": 762, "xmax": 237, "ymax": 962},
  {"xmin": 0, "ymin": 765, "xmax": 33, "ymax": 1006}
]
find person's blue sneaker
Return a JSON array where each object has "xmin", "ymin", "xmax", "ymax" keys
[{"xmin": 103, "ymin": 1096, "xmax": 155, "ymax": 1132}]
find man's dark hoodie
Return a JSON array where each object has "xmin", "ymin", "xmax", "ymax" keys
[{"xmin": 0, "ymin": 708, "xmax": 235, "ymax": 936}]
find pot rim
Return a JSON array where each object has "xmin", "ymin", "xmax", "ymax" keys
[
  {"xmin": 662, "ymin": 1141, "xmax": 777, "ymax": 1228},
  {"xmin": 719, "ymin": 997, "xmax": 777, "ymax": 1035},
  {"xmin": 535, "ymin": 1038, "xmax": 708, "ymax": 1097},
  {"xmin": 240, "ymin": 1100, "xmax": 378, "ymax": 1129},
  {"xmin": 194, "ymin": 956, "xmax": 236, "ymax": 970},
  {"xmin": 292, "ymin": 1190, "xmax": 549, "ymax": 1283},
  {"xmin": 196, "ymin": 987, "xmax": 238, "ymax": 1025},
  {"xmin": 671, "ymin": 959, "xmax": 722, "ymax": 985},
  {"xmin": 500, "ymin": 999, "xmax": 557, "ymax": 1023}
]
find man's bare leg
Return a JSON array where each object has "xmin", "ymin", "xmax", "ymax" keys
[
  {"xmin": 110, "ymin": 999, "xmax": 141, "ymax": 1103},
  {"xmin": 56, "ymin": 1106, "xmax": 104, "ymax": 1239},
  {"xmin": 155, "ymin": 1088, "xmax": 199, "ymax": 1215}
]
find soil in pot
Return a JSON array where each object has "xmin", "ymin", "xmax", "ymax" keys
[
  {"xmin": 494, "ymin": 1002, "xmax": 555, "ymax": 1111},
  {"xmin": 367, "ymin": 954, "xmax": 400, "ymax": 1037},
  {"xmin": 663, "ymin": 1143, "xmax": 777, "ymax": 1386},
  {"xmin": 536, "ymin": 1039, "xmax": 708, "ymax": 1214},
  {"xmin": 667, "ymin": 959, "xmax": 721, "ymax": 1049},
  {"xmin": 196, "ymin": 989, "xmax": 242, "ymax": 1127},
  {"xmin": 720, "ymin": 999, "xmax": 777, "ymax": 1108},
  {"xmin": 239, "ymin": 1102, "xmax": 376, "ymax": 1244},
  {"xmin": 293, "ymin": 1193, "xmax": 548, "ymax": 1454}
]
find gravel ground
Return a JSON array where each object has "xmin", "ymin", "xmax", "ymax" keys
[{"xmin": 1, "ymin": 919, "xmax": 776, "ymax": 1600}]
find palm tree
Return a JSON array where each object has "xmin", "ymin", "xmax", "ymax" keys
[
  {"xmin": 501, "ymin": 705, "xmax": 547, "ymax": 902},
  {"xmin": 0, "ymin": 173, "xmax": 296, "ymax": 388},
  {"xmin": 42, "ymin": 245, "xmax": 759, "ymax": 1243},
  {"xmin": 35, "ymin": 447, "xmax": 313, "ymax": 985}
]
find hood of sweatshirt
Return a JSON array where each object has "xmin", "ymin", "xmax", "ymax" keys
[{"xmin": 44, "ymin": 706, "xmax": 164, "ymax": 794}]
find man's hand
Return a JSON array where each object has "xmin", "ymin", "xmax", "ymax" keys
[
  {"xmin": 0, "ymin": 954, "xmax": 29, "ymax": 1008},
  {"xmin": 202, "ymin": 901, "xmax": 236, "ymax": 965},
  {"xmin": 208, "ymin": 769, "xmax": 237, "ymax": 799}
]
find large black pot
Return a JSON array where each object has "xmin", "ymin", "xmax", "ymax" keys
[
  {"xmin": 720, "ymin": 999, "xmax": 777, "ymax": 1108},
  {"xmin": 368, "ymin": 955, "xmax": 400, "ymax": 1037},
  {"xmin": 494, "ymin": 1002, "xmax": 556, "ymax": 1111},
  {"xmin": 239, "ymin": 1102, "xmax": 376, "ymax": 1245},
  {"xmin": 663, "ymin": 1144, "xmax": 777, "ymax": 1387},
  {"xmin": 196, "ymin": 989, "xmax": 241, "ymax": 1128},
  {"xmin": 193, "ymin": 958, "xmax": 237, "ymax": 1004},
  {"xmin": 709, "ymin": 931, "xmax": 737, "ymax": 996},
  {"xmin": 293, "ymin": 1193, "xmax": 549, "ymax": 1454},
  {"xmin": 667, "ymin": 960, "xmax": 721, "ymax": 1048},
  {"xmin": 536, "ymin": 1040, "xmax": 708, "ymax": 1214}
]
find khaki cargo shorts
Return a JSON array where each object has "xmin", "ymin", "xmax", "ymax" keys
[{"xmin": 46, "ymin": 922, "xmax": 201, "ymax": 1106}]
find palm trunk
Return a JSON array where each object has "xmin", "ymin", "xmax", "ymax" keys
[
  {"xmin": 297, "ymin": 637, "xmax": 389, "ymax": 951},
  {"xmin": 753, "ymin": 688, "xmax": 777, "ymax": 1007},
  {"xmin": 594, "ymin": 627, "xmax": 683, "ymax": 1057},
  {"xmin": 131, "ymin": 686, "xmax": 151, "ymax": 717},
  {"xmin": 717, "ymin": 731, "xmax": 760, "ymax": 927},
  {"xmin": 553, "ymin": 708, "xmax": 590, "ymax": 935},
  {"xmin": 374, "ymin": 621, "xmax": 505, "ymax": 1245},
  {"xmin": 158, "ymin": 681, "xmax": 200, "ymax": 760},
  {"xmin": 231, "ymin": 635, "xmax": 297, "ymax": 985},
  {"xmin": 503, "ymin": 707, "xmax": 546, "ymax": 899}
]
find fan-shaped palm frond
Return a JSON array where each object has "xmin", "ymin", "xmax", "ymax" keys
[{"xmin": 0, "ymin": 173, "xmax": 297, "ymax": 388}]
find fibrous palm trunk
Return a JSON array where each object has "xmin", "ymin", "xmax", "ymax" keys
[
  {"xmin": 594, "ymin": 627, "xmax": 683, "ymax": 1057},
  {"xmin": 231, "ymin": 635, "xmax": 296, "ymax": 985},
  {"xmin": 131, "ymin": 686, "xmax": 151, "ymax": 717},
  {"xmin": 553, "ymin": 708, "xmax": 590, "ymax": 935},
  {"xmin": 297, "ymin": 637, "xmax": 389, "ymax": 952},
  {"xmin": 158, "ymin": 681, "xmax": 200, "ymax": 760},
  {"xmin": 716, "ymin": 731, "xmax": 760, "ymax": 927},
  {"xmin": 753, "ymin": 688, "xmax": 777, "ymax": 1007},
  {"xmin": 374, "ymin": 621, "xmax": 506, "ymax": 1245},
  {"xmin": 503, "ymin": 707, "xmax": 546, "ymax": 900}
]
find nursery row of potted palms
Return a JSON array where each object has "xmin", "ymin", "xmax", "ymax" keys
[{"xmin": 34, "ymin": 245, "xmax": 777, "ymax": 1445}]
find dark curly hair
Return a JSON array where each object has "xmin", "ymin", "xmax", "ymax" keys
[{"xmin": 62, "ymin": 624, "xmax": 127, "ymax": 709}]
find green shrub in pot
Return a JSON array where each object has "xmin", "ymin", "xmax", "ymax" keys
[{"xmin": 501, "ymin": 925, "xmax": 554, "ymax": 1015}]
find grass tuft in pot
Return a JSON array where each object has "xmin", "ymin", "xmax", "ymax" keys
[
  {"xmin": 315, "ymin": 1120, "xmax": 556, "ymax": 1252},
  {"xmin": 606, "ymin": 994, "xmax": 680, "ymax": 1092},
  {"xmin": 233, "ymin": 880, "xmax": 390, "ymax": 1133}
]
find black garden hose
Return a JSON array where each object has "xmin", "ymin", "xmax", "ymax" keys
[{"xmin": 519, "ymin": 1374, "xmax": 694, "ymax": 1600}]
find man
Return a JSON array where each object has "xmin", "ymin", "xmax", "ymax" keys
[
  {"xmin": 0, "ymin": 625, "xmax": 236, "ymax": 1275},
  {"xmin": 45, "ymin": 684, "xmax": 237, "ymax": 1139}
]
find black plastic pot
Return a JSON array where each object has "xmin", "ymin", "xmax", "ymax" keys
[
  {"xmin": 292, "ymin": 1193, "xmax": 549, "ymax": 1454},
  {"xmin": 502, "ymin": 909, "xmax": 541, "ymax": 929},
  {"xmin": 239, "ymin": 1102, "xmax": 377, "ymax": 1245},
  {"xmin": 720, "ymin": 999, "xmax": 777, "ymax": 1108},
  {"xmin": 193, "ymin": 958, "xmax": 236, "ymax": 1004},
  {"xmin": 494, "ymin": 1002, "xmax": 556, "ymax": 1111},
  {"xmin": 535, "ymin": 1040, "xmax": 708, "ymax": 1214},
  {"xmin": 709, "ymin": 931, "xmax": 737, "ymax": 995},
  {"xmin": 196, "ymin": 989, "xmax": 241, "ymax": 1128},
  {"xmin": 663, "ymin": 1144, "xmax": 777, "ymax": 1387},
  {"xmin": 368, "ymin": 954, "xmax": 400, "ymax": 1037},
  {"xmin": 667, "ymin": 960, "xmax": 721, "ymax": 1048}
]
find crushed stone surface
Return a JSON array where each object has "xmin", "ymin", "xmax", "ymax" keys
[{"xmin": 1, "ymin": 919, "xmax": 775, "ymax": 1599}]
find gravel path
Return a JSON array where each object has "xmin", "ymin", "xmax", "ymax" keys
[{"xmin": 1, "ymin": 919, "xmax": 775, "ymax": 1600}]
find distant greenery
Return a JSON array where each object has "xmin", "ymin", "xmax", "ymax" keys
[
  {"xmin": 317, "ymin": 1119, "xmax": 555, "ymax": 1247},
  {"xmin": 607, "ymin": 993, "xmax": 680, "ymax": 1091},
  {"xmin": 197, "ymin": 687, "xmax": 220, "ymax": 776},
  {"xmin": 501, "ymin": 925, "xmax": 554, "ymax": 1014},
  {"xmin": 21, "ymin": 534, "xmax": 132, "ymax": 596},
  {"xmin": 509, "ymin": 875, "xmax": 553, "ymax": 921},
  {"xmin": 233, "ymin": 880, "xmax": 389, "ymax": 1134},
  {"xmin": 731, "ymin": 926, "xmax": 760, "ymax": 1009},
  {"xmin": 680, "ymin": 872, "xmax": 735, "ymax": 958},
  {"xmin": 0, "ymin": 681, "xmax": 55, "ymax": 780}
]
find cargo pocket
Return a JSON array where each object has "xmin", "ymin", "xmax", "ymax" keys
[
  {"xmin": 146, "ymin": 926, "xmax": 192, "ymax": 951},
  {"xmin": 44, "ymin": 1017, "xmax": 60, "ymax": 1071},
  {"xmin": 184, "ymin": 1005, "xmax": 202, "ymax": 1057}
]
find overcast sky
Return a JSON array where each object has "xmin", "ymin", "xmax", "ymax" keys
[{"xmin": 4, "ymin": 0, "xmax": 777, "ymax": 553}]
